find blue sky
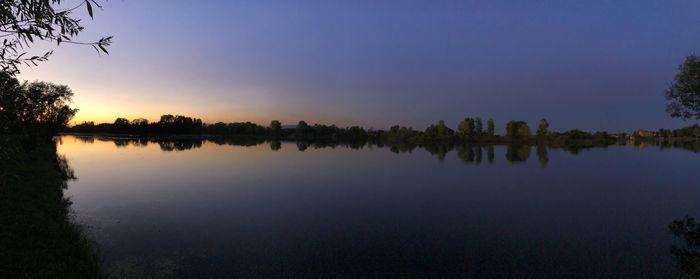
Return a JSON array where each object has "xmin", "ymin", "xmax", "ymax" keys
[{"xmin": 17, "ymin": 0, "xmax": 700, "ymax": 132}]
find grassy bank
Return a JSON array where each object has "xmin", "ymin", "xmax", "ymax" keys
[{"xmin": 0, "ymin": 137, "xmax": 104, "ymax": 278}]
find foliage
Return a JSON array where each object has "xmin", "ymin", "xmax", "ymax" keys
[
  {"xmin": 505, "ymin": 120, "xmax": 531, "ymax": 140},
  {"xmin": 0, "ymin": 0, "xmax": 112, "ymax": 75},
  {"xmin": 424, "ymin": 120, "xmax": 453, "ymax": 140},
  {"xmin": 0, "ymin": 72, "xmax": 77, "ymax": 138},
  {"xmin": 475, "ymin": 117, "xmax": 483, "ymax": 136},
  {"xmin": 670, "ymin": 124, "xmax": 700, "ymax": 138},
  {"xmin": 66, "ymin": 115, "xmax": 698, "ymax": 148},
  {"xmin": 0, "ymin": 138, "xmax": 104, "ymax": 278},
  {"xmin": 536, "ymin": 118, "xmax": 549, "ymax": 137},
  {"xmin": 487, "ymin": 118, "xmax": 495, "ymax": 137},
  {"xmin": 456, "ymin": 118, "xmax": 475, "ymax": 139},
  {"xmin": 669, "ymin": 216, "xmax": 700, "ymax": 278},
  {"xmin": 665, "ymin": 54, "xmax": 700, "ymax": 120},
  {"xmin": 269, "ymin": 120, "xmax": 281, "ymax": 137},
  {"xmin": 296, "ymin": 120, "xmax": 309, "ymax": 139}
]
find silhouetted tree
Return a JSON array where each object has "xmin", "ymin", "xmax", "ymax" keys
[
  {"xmin": 296, "ymin": 121, "xmax": 309, "ymax": 139},
  {"xmin": 0, "ymin": 0, "xmax": 112, "ymax": 75},
  {"xmin": 536, "ymin": 118, "xmax": 549, "ymax": 138},
  {"xmin": 424, "ymin": 120, "xmax": 453, "ymax": 140},
  {"xmin": 160, "ymin": 114, "xmax": 175, "ymax": 124},
  {"xmin": 71, "ymin": 121, "xmax": 95, "ymax": 133},
  {"xmin": 457, "ymin": 118, "xmax": 475, "ymax": 139},
  {"xmin": 0, "ymin": 73, "xmax": 77, "ymax": 138},
  {"xmin": 665, "ymin": 54, "xmax": 700, "ymax": 120},
  {"xmin": 506, "ymin": 121, "xmax": 531, "ymax": 140},
  {"xmin": 269, "ymin": 120, "xmax": 281, "ymax": 137},
  {"xmin": 0, "ymin": 72, "xmax": 21, "ymax": 131},
  {"xmin": 113, "ymin": 118, "xmax": 129, "ymax": 132},
  {"xmin": 113, "ymin": 118, "xmax": 129, "ymax": 125},
  {"xmin": 487, "ymin": 118, "xmax": 495, "ymax": 137},
  {"xmin": 131, "ymin": 118, "xmax": 148, "ymax": 133},
  {"xmin": 475, "ymin": 117, "xmax": 483, "ymax": 136},
  {"xmin": 437, "ymin": 120, "xmax": 448, "ymax": 137}
]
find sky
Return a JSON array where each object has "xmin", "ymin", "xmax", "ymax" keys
[{"xmin": 16, "ymin": 0, "xmax": 700, "ymax": 132}]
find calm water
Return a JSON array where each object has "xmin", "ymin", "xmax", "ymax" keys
[{"xmin": 57, "ymin": 135, "xmax": 699, "ymax": 278}]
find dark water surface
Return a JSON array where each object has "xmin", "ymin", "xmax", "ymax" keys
[{"xmin": 57, "ymin": 135, "xmax": 699, "ymax": 278}]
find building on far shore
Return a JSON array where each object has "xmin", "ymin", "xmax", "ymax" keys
[
  {"xmin": 623, "ymin": 129, "xmax": 656, "ymax": 141},
  {"xmin": 636, "ymin": 128, "xmax": 655, "ymax": 137}
]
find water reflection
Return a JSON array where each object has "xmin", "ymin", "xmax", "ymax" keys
[
  {"xmin": 456, "ymin": 145, "xmax": 485, "ymax": 165},
  {"xmin": 505, "ymin": 144, "xmax": 531, "ymax": 163},
  {"xmin": 56, "ymin": 135, "xmax": 700, "ymax": 278},
  {"xmin": 67, "ymin": 135, "xmax": 699, "ymax": 166},
  {"xmin": 536, "ymin": 145, "xmax": 549, "ymax": 167},
  {"xmin": 423, "ymin": 142, "xmax": 453, "ymax": 161},
  {"xmin": 270, "ymin": 140, "xmax": 281, "ymax": 151}
]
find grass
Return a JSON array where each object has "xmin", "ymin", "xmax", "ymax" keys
[{"xmin": 0, "ymin": 136, "xmax": 104, "ymax": 278}]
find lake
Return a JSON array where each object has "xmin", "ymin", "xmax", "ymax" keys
[{"xmin": 56, "ymin": 135, "xmax": 699, "ymax": 278}]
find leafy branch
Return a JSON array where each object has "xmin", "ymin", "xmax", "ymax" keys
[{"xmin": 0, "ymin": 0, "xmax": 112, "ymax": 75}]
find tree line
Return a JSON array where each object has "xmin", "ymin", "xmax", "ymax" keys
[{"xmin": 65, "ymin": 114, "xmax": 700, "ymax": 148}]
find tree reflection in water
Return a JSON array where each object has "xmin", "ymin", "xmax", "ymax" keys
[
  {"xmin": 670, "ymin": 216, "xmax": 700, "ymax": 278},
  {"xmin": 68, "ymin": 135, "xmax": 698, "ymax": 166}
]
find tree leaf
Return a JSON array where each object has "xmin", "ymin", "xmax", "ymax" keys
[{"xmin": 86, "ymin": 1, "xmax": 93, "ymax": 19}]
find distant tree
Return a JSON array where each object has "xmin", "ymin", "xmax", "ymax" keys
[
  {"xmin": 487, "ymin": 118, "xmax": 495, "ymax": 137},
  {"xmin": 113, "ymin": 117, "xmax": 129, "ymax": 132},
  {"xmin": 113, "ymin": 118, "xmax": 129, "ymax": 126},
  {"xmin": 296, "ymin": 121, "xmax": 309, "ymax": 138},
  {"xmin": 72, "ymin": 121, "xmax": 95, "ymax": 133},
  {"xmin": 665, "ymin": 54, "xmax": 699, "ymax": 120},
  {"xmin": 0, "ymin": 0, "xmax": 112, "ymax": 75},
  {"xmin": 425, "ymin": 120, "xmax": 452, "ymax": 139},
  {"xmin": 506, "ymin": 121, "xmax": 531, "ymax": 140},
  {"xmin": 518, "ymin": 125, "xmax": 531, "ymax": 139},
  {"xmin": 475, "ymin": 117, "xmax": 483, "ymax": 136},
  {"xmin": 536, "ymin": 118, "xmax": 549, "ymax": 137},
  {"xmin": 131, "ymin": 118, "xmax": 148, "ymax": 133},
  {"xmin": 457, "ymin": 118, "xmax": 473, "ymax": 139},
  {"xmin": 437, "ymin": 120, "xmax": 448, "ymax": 137},
  {"xmin": 131, "ymin": 118, "xmax": 148, "ymax": 127},
  {"xmin": 269, "ymin": 120, "xmax": 281, "ymax": 136},
  {"xmin": 159, "ymin": 114, "xmax": 175, "ymax": 124}
]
